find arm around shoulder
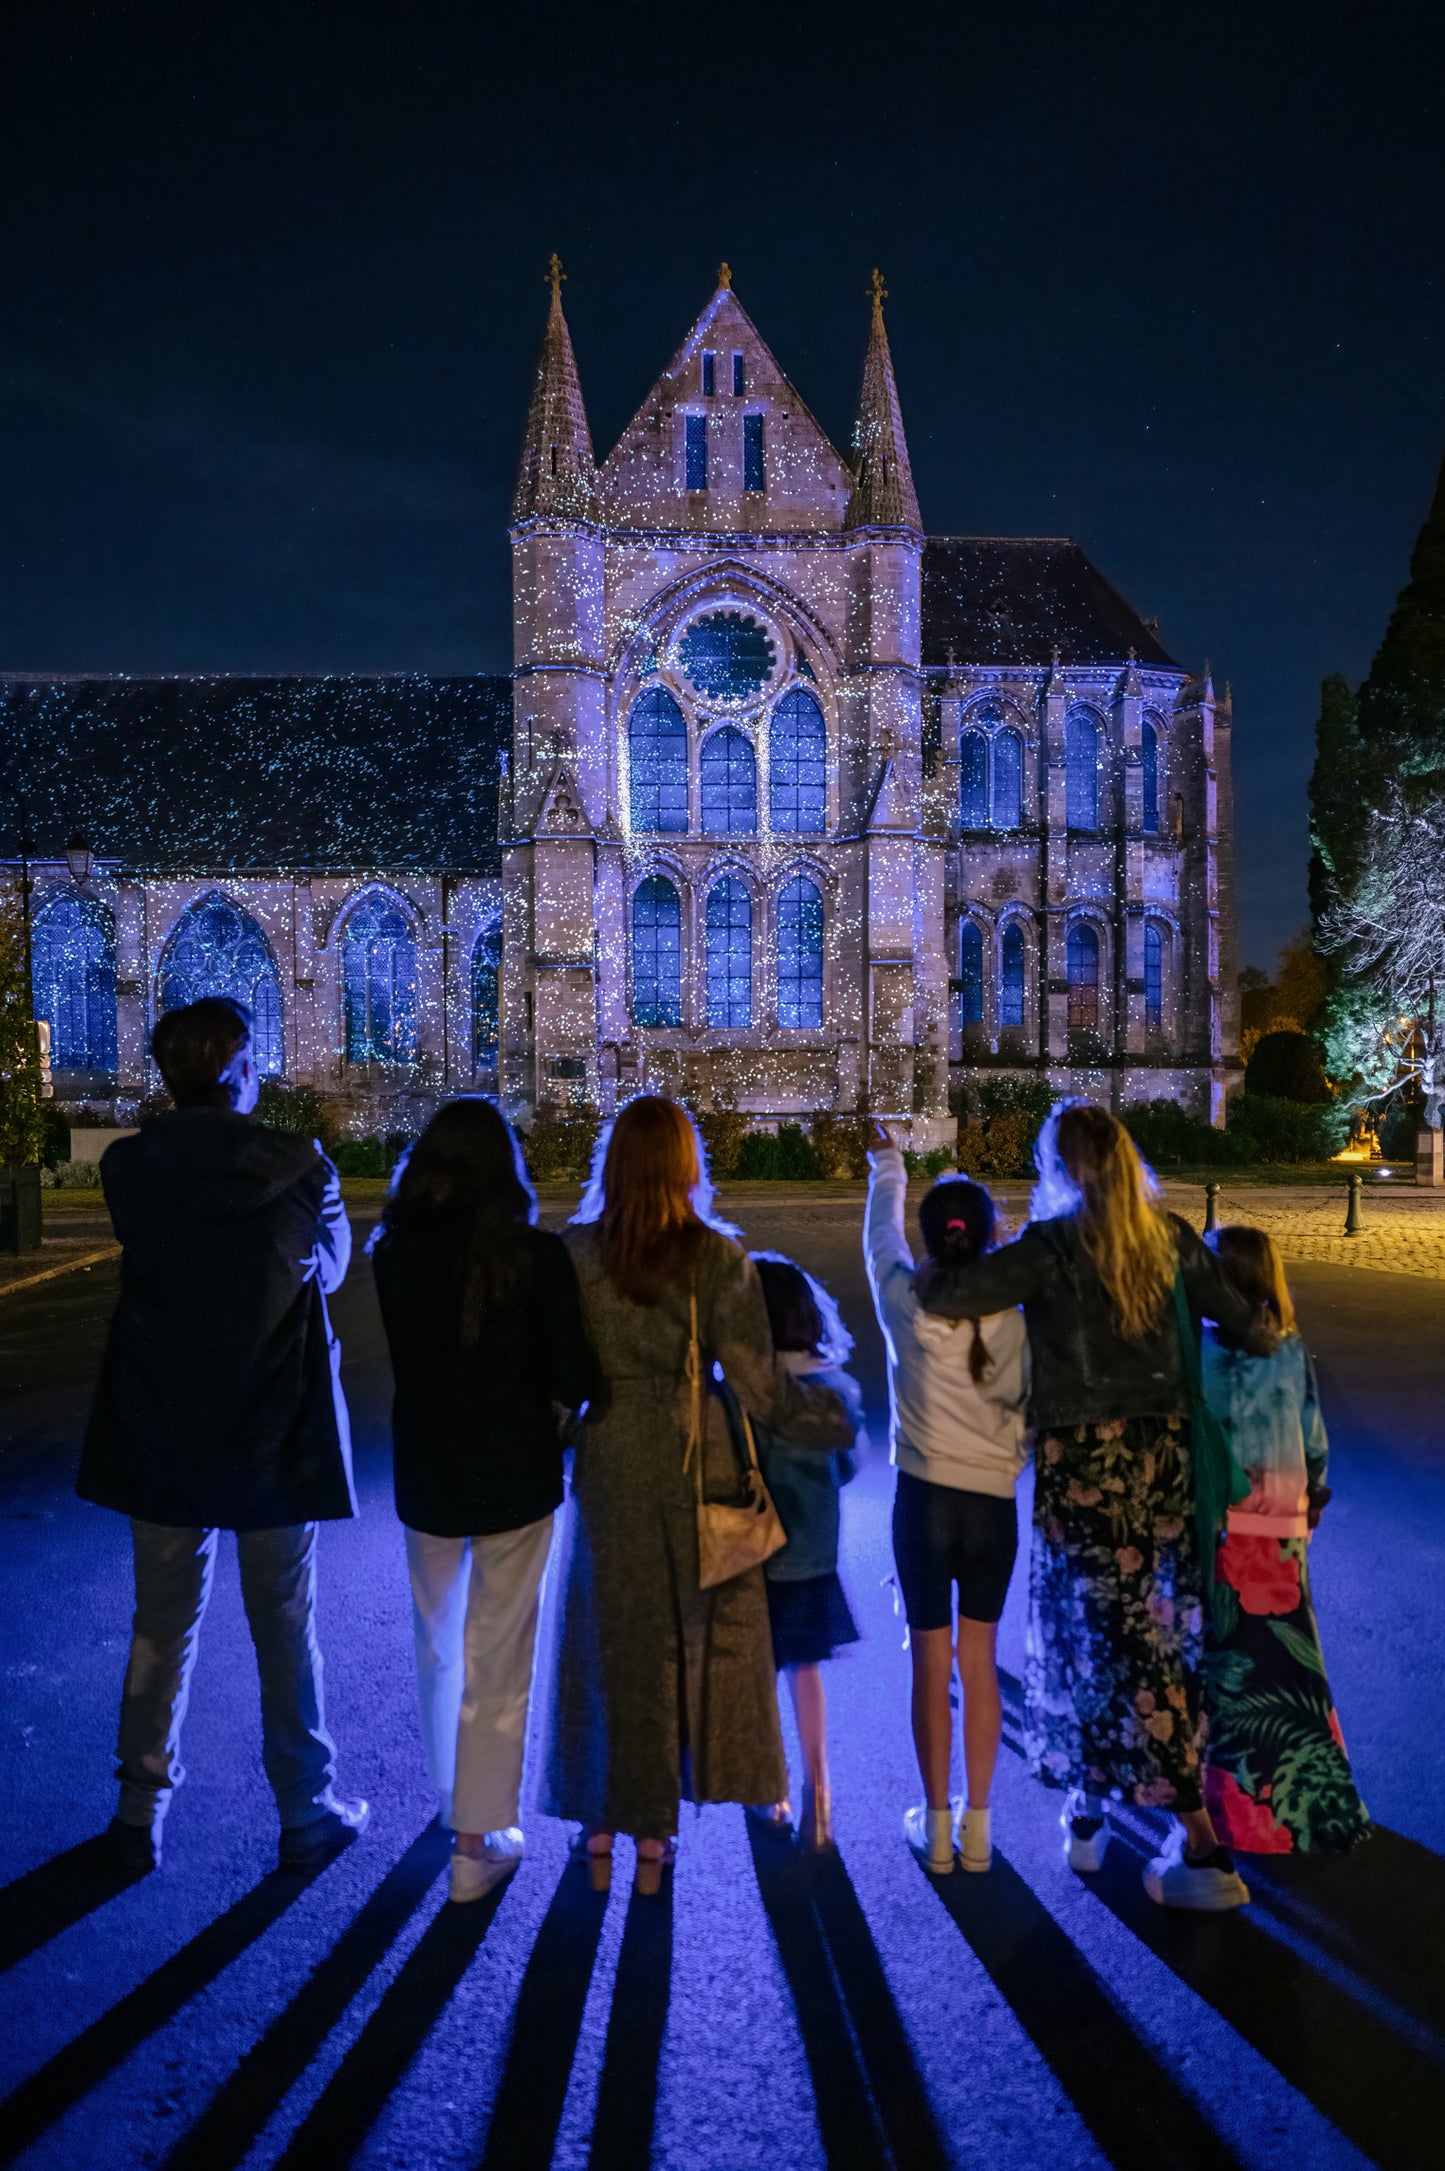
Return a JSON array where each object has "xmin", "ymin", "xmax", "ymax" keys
[
  {"xmin": 712, "ymin": 1244, "xmax": 853, "ymax": 1450},
  {"xmin": 916, "ymin": 1226, "xmax": 1049, "ymax": 1322}
]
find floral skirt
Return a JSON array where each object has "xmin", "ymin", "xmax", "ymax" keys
[
  {"xmin": 1203, "ymin": 1532, "xmax": 1370, "ymax": 1854},
  {"xmin": 1026, "ymin": 1413, "xmax": 1206, "ymax": 1813}
]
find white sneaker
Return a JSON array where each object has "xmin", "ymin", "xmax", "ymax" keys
[
  {"xmin": 1062, "ymin": 1789, "xmax": 1110, "ymax": 1873},
  {"xmin": 957, "ymin": 1806, "xmax": 992, "ymax": 1873},
  {"xmin": 1143, "ymin": 1836, "xmax": 1250, "ymax": 1912},
  {"xmin": 450, "ymin": 1826, "xmax": 524, "ymax": 1904},
  {"xmin": 903, "ymin": 1804, "xmax": 956, "ymax": 1875}
]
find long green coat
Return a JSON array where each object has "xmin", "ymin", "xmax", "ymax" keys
[{"xmin": 540, "ymin": 1224, "xmax": 852, "ymax": 1837}]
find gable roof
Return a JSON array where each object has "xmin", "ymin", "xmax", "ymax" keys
[
  {"xmin": 0, "ymin": 673, "xmax": 512, "ymax": 873},
  {"xmin": 921, "ymin": 539, "xmax": 1177, "ymax": 669}
]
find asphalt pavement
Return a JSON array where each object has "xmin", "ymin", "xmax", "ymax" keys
[{"xmin": 0, "ymin": 1192, "xmax": 1442, "ymax": 2169}]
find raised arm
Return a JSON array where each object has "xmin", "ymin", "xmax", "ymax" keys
[
  {"xmin": 709, "ymin": 1247, "xmax": 853, "ymax": 1450},
  {"xmin": 864, "ymin": 1142, "xmax": 918, "ymax": 1343}
]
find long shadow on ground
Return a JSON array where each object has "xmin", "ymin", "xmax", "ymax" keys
[
  {"xmin": 587, "ymin": 1874, "xmax": 674, "ymax": 2169},
  {"xmin": 0, "ymin": 1835, "xmax": 146, "ymax": 1974},
  {"xmin": 477, "ymin": 1855, "xmax": 610, "ymax": 2170}
]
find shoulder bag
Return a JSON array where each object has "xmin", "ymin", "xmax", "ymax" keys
[
  {"xmin": 1171, "ymin": 1269, "xmax": 1250, "ymax": 1594},
  {"xmin": 683, "ymin": 1287, "xmax": 787, "ymax": 1589}
]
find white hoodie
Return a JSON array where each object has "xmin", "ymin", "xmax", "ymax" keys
[{"xmin": 864, "ymin": 1147, "xmax": 1029, "ymax": 1498}]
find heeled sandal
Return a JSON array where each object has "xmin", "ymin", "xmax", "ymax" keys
[
  {"xmin": 633, "ymin": 1836, "xmax": 676, "ymax": 1897},
  {"xmin": 570, "ymin": 1830, "xmax": 614, "ymax": 1893}
]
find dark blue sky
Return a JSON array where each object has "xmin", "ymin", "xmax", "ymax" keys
[{"xmin": 3, "ymin": 2, "xmax": 1442, "ymax": 968}]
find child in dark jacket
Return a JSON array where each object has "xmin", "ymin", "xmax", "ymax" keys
[{"xmin": 749, "ymin": 1254, "xmax": 864, "ymax": 1851}]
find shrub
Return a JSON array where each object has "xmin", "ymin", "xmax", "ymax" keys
[
  {"xmin": 1121, "ymin": 1098, "xmax": 1212, "ymax": 1169},
  {"xmin": 692, "ymin": 1106, "xmax": 749, "ymax": 1180},
  {"xmin": 807, "ymin": 1108, "xmax": 877, "ymax": 1179},
  {"xmin": 42, "ymin": 1158, "xmax": 103, "ymax": 1189},
  {"xmin": 39, "ymin": 1104, "xmax": 71, "ymax": 1168},
  {"xmin": 733, "ymin": 1124, "xmax": 822, "ymax": 1181},
  {"xmin": 1224, "ymin": 1094, "xmax": 1349, "ymax": 1164},
  {"xmin": 903, "ymin": 1147, "xmax": 954, "ymax": 1179},
  {"xmin": 956, "ymin": 1076, "xmax": 1057, "ymax": 1179},
  {"xmin": 330, "ymin": 1136, "xmax": 397, "ymax": 1179},
  {"xmin": 1244, "ymin": 1031, "xmax": 1332, "ymax": 1104},
  {"xmin": 523, "ymin": 1102, "xmax": 601, "ymax": 1184},
  {"xmin": 256, "ymin": 1081, "xmax": 342, "ymax": 1152}
]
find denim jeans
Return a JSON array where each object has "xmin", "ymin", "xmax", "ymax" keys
[{"xmin": 117, "ymin": 1520, "xmax": 338, "ymax": 1831}]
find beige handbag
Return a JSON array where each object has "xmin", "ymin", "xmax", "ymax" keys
[{"xmin": 683, "ymin": 1288, "xmax": 787, "ymax": 1589}]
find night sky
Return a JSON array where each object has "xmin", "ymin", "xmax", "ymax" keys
[{"xmin": 4, "ymin": 4, "xmax": 1443, "ymax": 969}]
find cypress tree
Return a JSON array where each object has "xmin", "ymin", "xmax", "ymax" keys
[
  {"xmin": 1308, "ymin": 672, "xmax": 1367, "ymax": 922},
  {"xmin": 1357, "ymin": 448, "xmax": 1445, "ymax": 769}
]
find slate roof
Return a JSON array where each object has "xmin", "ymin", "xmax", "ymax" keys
[
  {"xmin": 0, "ymin": 673, "xmax": 511, "ymax": 873},
  {"xmin": 921, "ymin": 539, "xmax": 1177, "ymax": 669}
]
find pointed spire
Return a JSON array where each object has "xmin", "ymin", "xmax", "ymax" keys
[
  {"xmin": 846, "ymin": 269, "xmax": 922, "ymax": 532},
  {"xmin": 512, "ymin": 255, "xmax": 598, "ymax": 522}
]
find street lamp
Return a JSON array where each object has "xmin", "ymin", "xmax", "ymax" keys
[{"xmin": 65, "ymin": 832, "xmax": 94, "ymax": 884}]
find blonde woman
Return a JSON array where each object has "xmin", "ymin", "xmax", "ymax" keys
[{"xmin": 917, "ymin": 1101, "xmax": 1275, "ymax": 1911}]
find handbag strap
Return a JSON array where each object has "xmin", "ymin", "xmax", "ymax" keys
[
  {"xmin": 684, "ymin": 1285, "xmax": 703, "ymax": 1504},
  {"xmin": 1171, "ymin": 1267, "xmax": 1202, "ymax": 1403}
]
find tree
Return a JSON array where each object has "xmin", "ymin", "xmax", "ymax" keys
[
  {"xmin": 1308, "ymin": 673, "xmax": 1369, "ymax": 922},
  {"xmin": 1319, "ymin": 786, "xmax": 1445, "ymax": 1094},
  {"xmin": 0, "ymin": 879, "xmax": 44, "ymax": 1166},
  {"xmin": 1238, "ymin": 936, "xmax": 1329, "ymax": 1064},
  {"xmin": 1356, "ymin": 450, "xmax": 1445, "ymax": 769}
]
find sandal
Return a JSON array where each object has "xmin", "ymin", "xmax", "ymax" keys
[
  {"xmin": 633, "ymin": 1836, "xmax": 676, "ymax": 1897},
  {"xmin": 570, "ymin": 1829, "xmax": 614, "ymax": 1893}
]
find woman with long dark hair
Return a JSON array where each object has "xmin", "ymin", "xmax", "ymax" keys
[
  {"xmin": 372, "ymin": 1098, "xmax": 599, "ymax": 1902},
  {"xmin": 541, "ymin": 1095, "xmax": 853, "ymax": 1894}
]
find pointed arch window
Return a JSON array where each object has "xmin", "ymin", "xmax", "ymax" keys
[
  {"xmin": 770, "ymin": 688, "xmax": 826, "ymax": 834},
  {"xmin": 1144, "ymin": 919, "xmax": 1167, "ymax": 1035},
  {"xmin": 685, "ymin": 413, "xmax": 708, "ymax": 491},
  {"xmin": 777, "ymin": 877, "xmax": 824, "ymax": 1029},
  {"xmin": 1141, "ymin": 720, "xmax": 1161, "ymax": 834},
  {"xmin": 158, "ymin": 897, "xmax": 284, "ymax": 1075},
  {"xmin": 632, "ymin": 876, "xmax": 682, "ymax": 1027},
  {"xmin": 342, "ymin": 894, "xmax": 418, "ymax": 1065},
  {"xmin": 960, "ymin": 731, "xmax": 988, "ymax": 827},
  {"xmin": 1067, "ymin": 922, "xmax": 1101, "ymax": 1031},
  {"xmin": 992, "ymin": 730, "xmax": 1023, "ymax": 829},
  {"xmin": 959, "ymin": 921, "xmax": 984, "ymax": 1026},
  {"xmin": 705, "ymin": 878, "xmax": 752, "ymax": 1027},
  {"xmin": 1065, "ymin": 707, "xmax": 1101, "ymax": 831},
  {"xmin": 1000, "ymin": 923, "xmax": 1026, "ymax": 1030},
  {"xmin": 472, "ymin": 917, "xmax": 502, "ymax": 1068},
  {"xmin": 700, "ymin": 726, "xmax": 757, "ymax": 834},
  {"xmin": 32, "ymin": 895, "xmax": 116, "ymax": 1072},
  {"xmin": 629, "ymin": 688, "xmax": 689, "ymax": 834}
]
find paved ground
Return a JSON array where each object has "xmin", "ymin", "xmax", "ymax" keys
[{"xmin": 0, "ymin": 1191, "xmax": 1442, "ymax": 2169}]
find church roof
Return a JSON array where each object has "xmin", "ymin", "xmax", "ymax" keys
[
  {"xmin": 0, "ymin": 673, "xmax": 512, "ymax": 873},
  {"xmin": 921, "ymin": 538, "xmax": 1177, "ymax": 669}
]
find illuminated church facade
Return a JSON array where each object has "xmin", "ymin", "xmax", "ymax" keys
[{"xmin": 2, "ymin": 267, "xmax": 1239, "ymax": 1137}]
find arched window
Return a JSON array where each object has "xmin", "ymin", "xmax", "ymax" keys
[
  {"xmin": 472, "ymin": 917, "xmax": 501, "ymax": 1067},
  {"xmin": 705, "ymin": 878, "xmax": 752, "ymax": 1027},
  {"xmin": 992, "ymin": 730, "xmax": 1022, "ymax": 829},
  {"xmin": 1067, "ymin": 922, "xmax": 1101, "ymax": 1031},
  {"xmin": 1065, "ymin": 707, "xmax": 1101, "ymax": 831},
  {"xmin": 1144, "ymin": 920, "xmax": 1166, "ymax": 1035},
  {"xmin": 960, "ymin": 731, "xmax": 988, "ymax": 827},
  {"xmin": 341, "ymin": 894, "xmax": 418, "ymax": 1065},
  {"xmin": 770, "ymin": 688, "xmax": 826, "ymax": 834},
  {"xmin": 632, "ymin": 875, "xmax": 682, "ymax": 1027},
  {"xmin": 1000, "ymin": 923, "xmax": 1026, "ymax": 1030},
  {"xmin": 1141, "ymin": 720, "xmax": 1161, "ymax": 834},
  {"xmin": 628, "ymin": 687, "xmax": 688, "ymax": 834},
  {"xmin": 700, "ymin": 726, "xmax": 757, "ymax": 834},
  {"xmin": 959, "ymin": 921, "xmax": 984, "ymax": 1026},
  {"xmin": 777, "ymin": 877, "xmax": 824, "ymax": 1029},
  {"xmin": 32, "ymin": 896, "xmax": 116, "ymax": 1072},
  {"xmin": 158, "ymin": 897, "xmax": 283, "ymax": 1075}
]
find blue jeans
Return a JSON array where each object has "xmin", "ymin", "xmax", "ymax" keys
[{"xmin": 117, "ymin": 1520, "xmax": 338, "ymax": 1831}]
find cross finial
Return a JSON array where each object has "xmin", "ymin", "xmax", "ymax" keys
[
  {"xmin": 869, "ymin": 266, "xmax": 888, "ymax": 319},
  {"xmin": 1127, "ymin": 645, "xmax": 1136, "ymax": 661},
  {"xmin": 546, "ymin": 252, "xmax": 565, "ymax": 304},
  {"xmin": 717, "ymin": 261, "xmax": 732, "ymax": 289}
]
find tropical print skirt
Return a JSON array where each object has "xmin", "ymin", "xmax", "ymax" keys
[
  {"xmin": 1025, "ymin": 1413, "xmax": 1206, "ymax": 1813},
  {"xmin": 1203, "ymin": 1531, "xmax": 1370, "ymax": 1854}
]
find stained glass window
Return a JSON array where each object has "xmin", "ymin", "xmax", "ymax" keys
[
  {"xmin": 960, "ymin": 920, "xmax": 984, "ymax": 1025},
  {"xmin": 629, "ymin": 687, "xmax": 688, "ymax": 833},
  {"xmin": 472, "ymin": 917, "xmax": 501, "ymax": 1066},
  {"xmin": 686, "ymin": 413, "xmax": 708, "ymax": 491},
  {"xmin": 732, "ymin": 350, "xmax": 745, "ymax": 395},
  {"xmin": 1145, "ymin": 919, "xmax": 1165, "ymax": 1034},
  {"xmin": 1000, "ymin": 923, "xmax": 1026, "ymax": 1029},
  {"xmin": 633, "ymin": 875, "xmax": 682, "ymax": 1027},
  {"xmin": 32, "ymin": 895, "xmax": 116, "ymax": 1072},
  {"xmin": 679, "ymin": 610, "xmax": 776, "ymax": 702},
  {"xmin": 960, "ymin": 731, "xmax": 988, "ymax": 827},
  {"xmin": 701, "ymin": 350, "xmax": 715, "ymax": 396},
  {"xmin": 992, "ymin": 730, "xmax": 1022, "ymax": 829},
  {"xmin": 1066, "ymin": 707, "xmax": 1101, "ymax": 831},
  {"xmin": 705, "ymin": 878, "xmax": 752, "ymax": 1027},
  {"xmin": 1067, "ymin": 921, "xmax": 1100, "ymax": 1031},
  {"xmin": 743, "ymin": 412, "xmax": 765, "ymax": 491},
  {"xmin": 157, "ymin": 897, "xmax": 284, "ymax": 1075},
  {"xmin": 777, "ymin": 876, "xmax": 824, "ymax": 1029},
  {"xmin": 1142, "ymin": 720, "xmax": 1160, "ymax": 834},
  {"xmin": 700, "ymin": 726, "xmax": 757, "ymax": 834},
  {"xmin": 341, "ymin": 894, "xmax": 418, "ymax": 1065},
  {"xmin": 770, "ymin": 688, "xmax": 826, "ymax": 833}
]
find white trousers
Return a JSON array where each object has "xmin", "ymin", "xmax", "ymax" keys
[{"xmin": 404, "ymin": 1515, "xmax": 554, "ymax": 1835}]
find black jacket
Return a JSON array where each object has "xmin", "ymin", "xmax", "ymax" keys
[
  {"xmin": 372, "ymin": 1214, "xmax": 601, "ymax": 1538},
  {"xmin": 916, "ymin": 1213, "xmax": 1274, "ymax": 1430},
  {"xmin": 79, "ymin": 1112, "xmax": 355, "ymax": 1530}
]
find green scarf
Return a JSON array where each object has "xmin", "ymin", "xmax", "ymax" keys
[{"xmin": 1171, "ymin": 1269, "xmax": 1250, "ymax": 1595}]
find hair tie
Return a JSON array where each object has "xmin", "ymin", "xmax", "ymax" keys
[{"xmin": 945, "ymin": 1217, "xmax": 971, "ymax": 1233}]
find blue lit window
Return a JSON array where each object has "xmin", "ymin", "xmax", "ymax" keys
[
  {"xmin": 1066, "ymin": 707, "xmax": 1101, "ymax": 831},
  {"xmin": 960, "ymin": 921, "xmax": 984, "ymax": 1025},
  {"xmin": 992, "ymin": 730, "xmax": 1022, "ymax": 829},
  {"xmin": 777, "ymin": 876, "xmax": 824, "ymax": 1029},
  {"xmin": 1145, "ymin": 920, "xmax": 1165, "ymax": 1034},
  {"xmin": 705, "ymin": 878, "xmax": 752, "ymax": 1027},
  {"xmin": 629, "ymin": 687, "xmax": 689, "ymax": 833},
  {"xmin": 632, "ymin": 875, "xmax": 683, "ymax": 1027},
  {"xmin": 702, "ymin": 350, "xmax": 715, "ymax": 396},
  {"xmin": 770, "ymin": 688, "xmax": 826, "ymax": 833},
  {"xmin": 33, "ymin": 895, "xmax": 116, "ymax": 1072},
  {"xmin": 472, "ymin": 917, "xmax": 501, "ymax": 1067},
  {"xmin": 342, "ymin": 894, "xmax": 418, "ymax": 1064},
  {"xmin": 1142, "ymin": 720, "xmax": 1160, "ymax": 834},
  {"xmin": 701, "ymin": 726, "xmax": 757, "ymax": 834},
  {"xmin": 1067, "ymin": 921, "xmax": 1100, "ymax": 1031},
  {"xmin": 960, "ymin": 731, "xmax": 988, "ymax": 826},
  {"xmin": 158, "ymin": 897, "xmax": 283, "ymax": 1075},
  {"xmin": 679, "ymin": 610, "xmax": 776, "ymax": 702},
  {"xmin": 686, "ymin": 414, "xmax": 708, "ymax": 491},
  {"xmin": 732, "ymin": 350, "xmax": 745, "ymax": 395},
  {"xmin": 1000, "ymin": 923, "xmax": 1026, "ymax": 1029},
  {"xmin": 743, "ymin": 413, "xmax": 765, "ymax": 491}
]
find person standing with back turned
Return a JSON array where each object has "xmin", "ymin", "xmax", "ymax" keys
[{"xmin": 79, "ymin": 997, "xmax": 367, "ymax": 1876}]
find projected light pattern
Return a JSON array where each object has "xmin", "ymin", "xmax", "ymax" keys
[
  {"xmin": 158, "ymin": 897, "xmax": 284, "ymax": 1075},
  {"xmin": 705, "ymin": 877, "xmax": 752, "ymax": 1027},
  {"xmin": 777, "ymin": 877, "xmax": 824, "ymax": 1029},
  {"xmin": 341, "ymin": 893, "xmax": 418, "ymax": 1065},
  {"xmin": 632, "ymin": 875, "xmax": 682, "ymax": 1027},
  {"xmin": 32, "ymin": 895, "xmax": 117, "ymax": 1072}
]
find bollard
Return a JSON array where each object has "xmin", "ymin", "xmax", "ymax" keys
[
  {"xmin": 1344, "ymin": 1170, "xmax": 1364, "ymax": 1237},
  {"xmin": 1203, "ymin": 1180, "xmax": 1220, "ymax": 1234}
]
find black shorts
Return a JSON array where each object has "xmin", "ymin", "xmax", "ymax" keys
[{"xmin": 891, "ymin": 1469, "xmax": 1019, "ymax": 1632}]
